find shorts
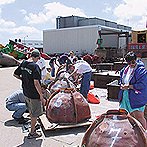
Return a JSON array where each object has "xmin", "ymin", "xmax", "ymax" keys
[
  {"xmin": 25, "ymin": 96, "xmax": 43, "ymax": 117},
  {"xmin": 120, "ymin": 90, "xmax": 145, "ymax": 113}
]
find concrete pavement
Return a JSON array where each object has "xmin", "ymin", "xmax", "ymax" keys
[{"xmin": 0, "ymin": 66, "xmax": 119, "ymax": 147}]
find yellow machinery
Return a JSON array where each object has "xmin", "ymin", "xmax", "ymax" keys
[{"xmin": 128, "ymin": 30, "xmax": 147, "ymax": 57}]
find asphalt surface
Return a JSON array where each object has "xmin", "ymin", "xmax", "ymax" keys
[{"xmin": 0, "ymin": 66, "xmax": 119, "ymax": 147}]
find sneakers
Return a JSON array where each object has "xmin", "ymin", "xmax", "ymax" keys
[
  {"xmin": 18, "ymin": 118, "xmax": 28, "ymax": 124},
  {"xmin": 13, "ymin": 116, "xmax": 28, "ymax": 124},
  {"xmin": 27, "ymin": 132, "xmax": 42, "ymax": 139},
  {"xmin": 35, "ymin": 124, "xmax": 41, "ymax": 130}
]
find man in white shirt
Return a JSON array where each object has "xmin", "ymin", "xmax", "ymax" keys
[
  {"xmin": 36, "ymin": 57, "xmax": 47, "ymax": 83},
  {"xmin": 69, "ymin": 60, "xmax": 92, "ymax": 98}
]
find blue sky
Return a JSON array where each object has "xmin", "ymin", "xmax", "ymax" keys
[{"xmin": 0, "ymin": 0, "xmax": 147, "ymax": 45}]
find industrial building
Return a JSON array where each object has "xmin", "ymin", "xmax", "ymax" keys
[
  {"xmin": 43, "ymin": 16, "xmax": 131, "ymax": 55},
  {"xmin": 56, "ymin": 16, "xmax": 131, "ymax": 31}
]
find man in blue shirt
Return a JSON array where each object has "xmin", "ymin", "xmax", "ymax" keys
[{"xmin": 6, "ymin": 90, "xmax": 27, "ymax": 124}]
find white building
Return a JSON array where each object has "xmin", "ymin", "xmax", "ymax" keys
[
  {"xmin": 22, "ymin": 40, "xmax": 43, "ymax": 50},
  {"xmin": 14, "ymin": 39, "xmax": 43, "ymax": 50}
]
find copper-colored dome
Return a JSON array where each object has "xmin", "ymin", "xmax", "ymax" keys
[
  {"xmin": 46, "ymin": 90, "xmax": 91, "ymax": 124},
  {"xmin": 82, "ymin": 110, "xmax": 147, "ymax": 147}
]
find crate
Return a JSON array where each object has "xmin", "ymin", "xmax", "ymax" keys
[
  {"xmin": 113, "ymin": 62, "xmax": 127, "ymax": 71},
  {"xmin": 107, "ymin": 80, "xmax": 120, "ymax": 100},
  {"xmin": 92, "ymin": 72, "xmax": 120, "ymax": 88}
]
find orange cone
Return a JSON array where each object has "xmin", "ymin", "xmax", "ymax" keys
[
  {"xmin": 87, "ymin": 92, "xmax": 100, "ymax": 104},
  {"xmin": 90, "ymin": 81, "xmax": 94, "ymax": 90}
]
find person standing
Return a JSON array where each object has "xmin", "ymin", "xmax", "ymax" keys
[
  {"xmin": 36, "ymin": 56, "xmax": 47, "ymax": 83},
  {"xmin": 68, "ymin": 51, "xmax": 76, "ymax": 63},
  {"xmin": 13, "ymin": 49, "xmax": 46, "ymax": 139},
  {"xmin": 118, "ymin": 52, "xmax": 147, "ymax": 129},
  {"xmin": 49, "ymin": 55, "xmax": 60, "ymax": 77},
  {"xmin": 6, "ymin": 90, "xmax": 27, "ymax": 124},
  {"xmin": 69, "ymin": 59, "xmax": 92, "ymax": 98}
]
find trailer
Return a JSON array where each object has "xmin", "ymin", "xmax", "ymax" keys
[{"xmin": 43, "ymin": 25, "xmax": 129, "ymax": 55}]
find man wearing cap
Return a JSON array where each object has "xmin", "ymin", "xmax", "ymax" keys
[{"xmin": 13, "ymin": 49, "xmax": 46, "ymax": 139}]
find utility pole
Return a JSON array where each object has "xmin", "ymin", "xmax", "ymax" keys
[{"xmin": 23, "ymin": 35, "xmax": 28, "ymax": 45}]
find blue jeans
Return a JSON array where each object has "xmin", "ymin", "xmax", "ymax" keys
[
  {"xmin": 6, "ymin": 103, "xmax": 27, "ymax": 119},
  {"xmin": 49, "ymin": 62, "xmax": 55, "ymax": 77},
  {"xmin": 80, "ymin": 71, "xmax": 92, "ymax": 98},
  {"xmin": 51, "ymin": 66, "xmax": 55, "ymax": 77}
]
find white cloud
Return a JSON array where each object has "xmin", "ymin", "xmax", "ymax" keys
[
  {"xmin": 25, "ymin": 12, "xmax": 48, "ymax": 24},
  {"xmin": 0, "ymin": 2, "xmax": 87, "ymax": 44},
  {"xmin": 0, "ymin": 0, "xmax": 15, "ymax": 5},
  {"xmin": 20, "ymin": 9, "xmax": 27, "ymax": 15},
  {"xmin": 25, "ymin": 2, "xmax": 87, "ymax": 25},
  {"xmin": 0, "ymin": 25, "xmax": 42, "ymax": 44},
  {"xmin": 0, "ymin": 25, "xmax": 40, "ymax": 35},
  {"xmin": 0, "ymin": 18, "xmax": 16, "ymax": 28},
  {"xmin": 11, "ymin": 26, "xmax": 40, "ymax": 34},
  {"xmin": 113, "ymin": 0, "xmax": 147, "ymax": 30},
  {"xmin": 103, "ymin": 3, "xmax": 112, "ymax": 13}
]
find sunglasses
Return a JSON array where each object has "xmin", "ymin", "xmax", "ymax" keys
[{"xmin": 127, "ymin": 60, "xmax": 136, "ymax": 65}]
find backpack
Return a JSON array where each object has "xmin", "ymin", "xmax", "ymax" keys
[{"xmin": 81, "ymin": 109, "xmax": 147, "ymax": 147}]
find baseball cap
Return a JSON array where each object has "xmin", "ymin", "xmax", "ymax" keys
[
  {"xmin": 125, "ymin": 51, "xmax": 137, "ymax": 62},
  {"xmin": 31, "ymin": 49, "xmax": 40, "ymax": 57}
]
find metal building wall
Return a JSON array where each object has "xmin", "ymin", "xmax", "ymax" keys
[
  {"xmin": 78, "ymin": 18, "xmax": 105, "ymax": 26},
  {"xmin": 78, "ymin": 18, "xmax": 118, "ymax": 29},
  {"xmin": 105, "ymin": 21, "xmax": 117, "ymax": 28},
  {"xmin": 56, "ymin": 16, "xmax": 85, "ymax": 29},
  {"xmin": 97, "ymin": 18, "xmax": 106, "ymax": 26},
  {"xmin": 56, "ymin": 16, "xmax": 132, "ymax": 31},
  {"xmin": 117, "ymin": 24, "xmax": 125, "ymax": 30}
]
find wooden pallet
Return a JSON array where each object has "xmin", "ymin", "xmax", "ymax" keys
[{"xmin": 39, "ymin": 114, "xmax": 92, "ymax": 131}]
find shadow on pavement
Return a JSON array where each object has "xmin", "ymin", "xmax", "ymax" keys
[
  {"xmin": 107, "ymin": 98, "xmax": 119, "ymax": 102},
  {"xmin": 16, "ymin": 136, "xmax": 43, "ymax": 147},
  {"xmin": 43, "ymin": 125, "xmax": 89, "ymax": 137}
]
